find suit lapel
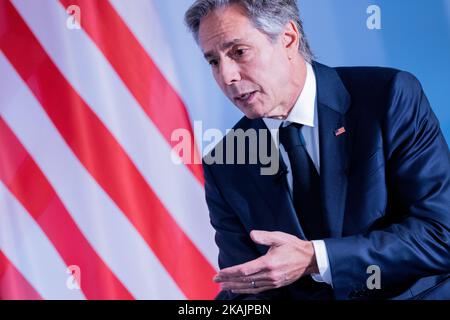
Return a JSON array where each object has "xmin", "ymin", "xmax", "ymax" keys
[
  {"xmin": 314, "ymin": 62, "xmax": 352, "ymax": 237},
  {"xmin": 317, "ymin": 103, "xmax": 350, "ymax": 237}
]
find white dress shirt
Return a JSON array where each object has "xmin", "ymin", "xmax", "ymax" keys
[{"xmin": 262, "ymin": 62, "xmax": 333, "ymax": 286}]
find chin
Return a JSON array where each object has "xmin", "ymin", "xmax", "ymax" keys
[
  {"xmin": 243, "ymin": 111, "xmax": 265, "ymax": 120},
  {"xmin": 241, "ymin": 105, "xmax": 267, "ymax": 120}
]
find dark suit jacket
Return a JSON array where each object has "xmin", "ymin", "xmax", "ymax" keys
[{"xmin": 203, "ymin": 62, "xmax": 450, "ymax": 300}]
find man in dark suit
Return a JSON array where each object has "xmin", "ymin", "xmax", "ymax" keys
[{"xmin": 184, "ymin": 0, "xmax": 450, "ymax": 299}]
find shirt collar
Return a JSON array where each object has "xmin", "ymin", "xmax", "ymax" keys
[{"xmin": 263, "ymin": 62, "xmax": 317, "ymax": 130}]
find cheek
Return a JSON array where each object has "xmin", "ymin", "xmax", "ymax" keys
[
  {"xmin": 265, "ymin": 65, "xmax": 290, "ymax": 97},
  {"xmin": 254, "ymin": 73, "xmax": 280, "ymax": 103},
  {"xmin": 249, "ymin": 58, "xmax": 288, "ymax": 89}
]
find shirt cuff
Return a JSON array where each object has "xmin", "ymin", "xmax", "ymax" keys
[{"xmin": 310, "ymin": 240, "xmax": 333, "ymax": 287}]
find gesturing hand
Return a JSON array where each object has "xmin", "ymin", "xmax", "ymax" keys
[{"xmin": 213, "ymin": 230, "xmax": 319, "ymax": 294}]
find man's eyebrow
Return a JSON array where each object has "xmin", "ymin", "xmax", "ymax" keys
[{"xmin": 203, "ymin": 39, "xmax": 242, "ymax": 59}]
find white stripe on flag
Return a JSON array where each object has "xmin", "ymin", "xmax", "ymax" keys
[
  {"xmin": 109, "ymin": 0, "xmax": 183, "ymax": 94},
  {"xmin": 0, "ymin": 51, "xmax": 185, "ymax": 300},
  {"xmin": 11, "ymin": 0, "xmax": 218, "ymax": 268},
  {"xmin": 0, "ymin": 182, "xmax": 86, "ymax": 300}
]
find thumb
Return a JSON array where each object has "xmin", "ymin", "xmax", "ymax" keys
[{"xmin": 250, "ymin": 230, "xmax": 288, "ymax": 247}]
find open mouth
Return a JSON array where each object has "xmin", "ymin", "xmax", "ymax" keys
[{"xmin": 235, "ymin": 91, "xmax": 257, "ymax": 103}]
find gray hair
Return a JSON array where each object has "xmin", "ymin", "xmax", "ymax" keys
[{"xmin": 184, "ymin": 0, "xmax": 314, "ymax": 63}]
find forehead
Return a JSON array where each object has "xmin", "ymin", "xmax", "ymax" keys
[{"xmin": 198, "ymin": 4, "xmax": 261, "ymax": 53}]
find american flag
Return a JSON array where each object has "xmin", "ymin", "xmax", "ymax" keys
[
  {"xmin": 334, "ymin": 127, "xmax": 346, "ymax": 137},
  {"xmin": 0, "ymin": 0, "xmax": 220, "ymax": 299}
]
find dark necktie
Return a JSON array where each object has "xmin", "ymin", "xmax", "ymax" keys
[{"xmin": 279, "ymin": 123, "xmax": 323, "ymax": 239}]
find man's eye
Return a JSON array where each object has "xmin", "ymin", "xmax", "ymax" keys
[
  {"xmin": 235, "ymin": 49, "xmax": 247, "ymax": 57},
  {"xmin": 209, "ymin": 59, "xmax": 219, "ymax": 67}
]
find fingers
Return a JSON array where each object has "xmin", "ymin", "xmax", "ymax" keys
[
  {"xmin": 250, "ymin": 230, "xmax": 292, "ymax": 247},
  {"xmin": 220, "ymin": 280, "xmax": 274, "ymax": 291},
  {"xmin": 223, "ymin": 271, "xmax": 281, "ymax": 283},
  {"xmin": 243, "ymin": 271, "xmax": 285, "ymax": 283},
  {"xmin": 214, "ymin": 256, "xmax": 268, "ymax": 282},
  {"xmin": 214, "ymin": 231, "xmax": 296, "ymax": 281},
  {"xmin": 218, "ymin": 271, "xmax": 289, "ymax": 292},
  {"xmin": 215, "ymin": 230, "xmax": 300, "ymax": 282},
  {"xmin": 227, "ymin": 286, "xmax": 275, "ymax": 295},
  {"xmin": 214, "ymin": 230, "xmax": 306, "ymax": 295}
]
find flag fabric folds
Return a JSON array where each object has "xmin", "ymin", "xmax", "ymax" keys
[{"xmin": 0, "ymin": 0, "xmax": 219, "ymax": 300}]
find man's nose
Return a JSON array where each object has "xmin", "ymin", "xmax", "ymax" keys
[{"xmin": 219, "ymin": 59, "xmax": 241, "ymax": 85}]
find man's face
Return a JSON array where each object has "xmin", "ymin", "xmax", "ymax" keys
[{"xmin": 198, "ymin": 4, "xmax": 297, "ymax": 119}]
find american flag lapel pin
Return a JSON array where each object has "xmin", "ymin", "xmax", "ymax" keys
[{"xmin": 334, "ymin": 126, "xmax": 346, "ymax": 137}]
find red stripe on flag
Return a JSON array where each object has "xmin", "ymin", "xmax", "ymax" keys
[
  {"xmin": 0, "ymin": 118, "xmax": 134, "ymax": 300},
  {"xmin": 61, "ymin": 0, "xmax": 204, "ymax": 185},
  {"xmin": 0, "ymin": 1, "xmax": 218, "ymax": 299},
  {"xmin": 0, "ymin": 251, "xmax": 43, "ymax": 300}
]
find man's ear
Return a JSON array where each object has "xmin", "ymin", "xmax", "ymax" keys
[{"xmin": 282, "ymin": 21, "xmax": 300, "ymax": 57}]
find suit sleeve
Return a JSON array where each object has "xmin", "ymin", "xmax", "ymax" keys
[
  {"xmin": 324, "ymin": 71, "xmax": 450, "ymax": 299},
  {"xmin": 203, "ymin": 162, "xmax": 286, "ymax": 300}
]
